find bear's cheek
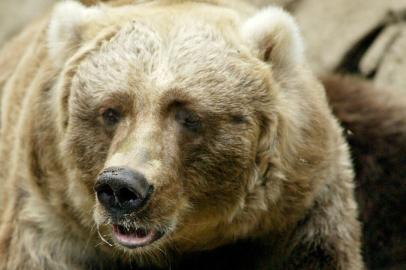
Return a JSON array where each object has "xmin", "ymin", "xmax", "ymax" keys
[{"xmin": 178, "ymin": 138, "xmax": 255, "ymax": 213}]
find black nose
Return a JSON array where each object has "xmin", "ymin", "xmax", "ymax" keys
[{"xmin": 94, "ymin": 167, "xmax": 153, "ymax": 214}]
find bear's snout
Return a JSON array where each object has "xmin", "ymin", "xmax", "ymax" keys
[{"xmin": 94, "ymin": 167, "xmax": 153, "ymax": 215}]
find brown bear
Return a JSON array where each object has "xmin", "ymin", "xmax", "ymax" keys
[{"xmin": 0, "ymin": 0, "xmax": 364, "ymax": 269}]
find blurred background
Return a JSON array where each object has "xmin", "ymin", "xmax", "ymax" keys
[{"xmin": 0, "ymin": 1, "xmax": 405, "ymax": 270}]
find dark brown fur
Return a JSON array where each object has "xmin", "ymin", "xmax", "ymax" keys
[{"xmin": 323, "ymin": 75, "xmax": 406, "ymax": 270}]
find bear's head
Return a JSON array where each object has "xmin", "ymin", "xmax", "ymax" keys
[{"xmin": 48, "ymin": 0, "xmax": 335, "ymax": 265}]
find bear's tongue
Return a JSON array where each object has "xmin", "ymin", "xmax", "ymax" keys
[{"xmin": 112, "ymin": 224, "xmax": 156, "ymax": 247}]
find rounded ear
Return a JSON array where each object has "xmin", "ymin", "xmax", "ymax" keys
[
  {"xmin": 47, "ymin": 0, "xmax": 103, "ymax": 68},
  {"xmin": 241, "ymin": 6, "xmax": 304, "ymax": 73}
]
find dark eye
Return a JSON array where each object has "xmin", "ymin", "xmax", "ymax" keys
[
  {"xmin": 102, "ymin": 108, "xmax": 121, "ymax": 129},
  {"xmin": 175, "ymin": 108, "xmax": 202, "ymax": 133}
]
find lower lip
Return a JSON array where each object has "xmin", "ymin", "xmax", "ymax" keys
[{"xmin": 112, "ymin": 225, "xmax": 162, "ymax": 248}]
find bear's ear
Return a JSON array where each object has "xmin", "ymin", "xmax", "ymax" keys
[
  {"xmin": 47, "ymin": 0, "xmax": 103, "ymax": 67},
  {"xmin": 241, "ymin": 7, "xmax": 304, "ymax": 72}
]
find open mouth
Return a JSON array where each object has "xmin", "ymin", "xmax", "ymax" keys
[{"xmin": 112, "ymin": 224, "xmax": 164, "ymax": 248}]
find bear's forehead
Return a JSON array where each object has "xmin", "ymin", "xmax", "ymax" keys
[
  {"xmin": 76, "ymin": 18, "xmax": 268, "ymax": 107},
  {"xmin": 85, "ymin": 19, "xmax": 242, "ymax": 74}
]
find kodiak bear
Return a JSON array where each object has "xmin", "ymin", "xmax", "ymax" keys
[{"xmin": 0, "ymin": 0, "xmax": 364, "ymax": 269}]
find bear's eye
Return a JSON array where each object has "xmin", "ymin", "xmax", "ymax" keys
[
  {"xmin": 175, "ymin": 108, "xmax": 202, "ymax": 133},
  {"xmin": 101, "ymin": 108, "xmax": 121, "ymax": 129}
]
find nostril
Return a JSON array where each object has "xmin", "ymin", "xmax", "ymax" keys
[
  {"xmin": 95, "ymin": 184, "xmax": 114, "ymax": 204},
  {"xmin": 116, "ymin": 188, "xmax": 139, "ymax": 205}
]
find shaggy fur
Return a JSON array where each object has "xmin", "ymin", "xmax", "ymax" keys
[
  {"xmin": 0, "ymin": 1, "xmax": 363, "ymax": 269},
  {"xmin": 174, "ymin": 75, "xmax": 406, "ymax": 270}
]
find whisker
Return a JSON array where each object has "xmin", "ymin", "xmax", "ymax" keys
[{"xmin": 97, "ymin": 224, "xmax": 114, "ymax": 247}]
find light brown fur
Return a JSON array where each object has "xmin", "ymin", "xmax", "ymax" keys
[{"xmin": 0, "ymin": 1, "xmax": 363, "ymax": 269}]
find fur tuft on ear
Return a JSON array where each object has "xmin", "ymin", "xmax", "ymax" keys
[
  {"xmin": 241, "ymin": 6, "xmax": 304, "ymax": 71},
  {"xmin": 47, "ymin": 0, "xmax": 103, "ymax": 67}
]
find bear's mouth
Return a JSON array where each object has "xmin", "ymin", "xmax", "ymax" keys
[{"xmin": 112, "ymin": 224, "xmax": 164, "ymax": 248}]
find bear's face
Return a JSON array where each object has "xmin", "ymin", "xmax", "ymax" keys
[
  {"xmin": 71, "ymin": 19, "xmax": 269, "ymax": 250},
  {"xmin": 49, "ymin": 0, "xmax": 306, "ymax": 261}
]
